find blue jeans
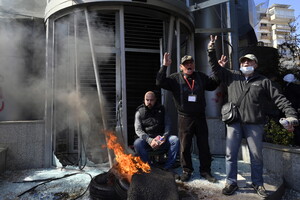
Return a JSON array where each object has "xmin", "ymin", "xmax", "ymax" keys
[
  {"xmin": 226, "ymin": 123, "xmax": 264, "ymax": 186},
  {"xmin": 134, "ymin": 135, "xmax": 179, "ymax": 169}
]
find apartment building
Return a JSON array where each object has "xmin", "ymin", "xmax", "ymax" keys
[{"xmin": 256, "ymin": 4, "xmax": 295, "ymax": 48}]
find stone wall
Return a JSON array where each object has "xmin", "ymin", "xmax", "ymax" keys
[
  {"xmin": 0, "ymin": 121, "xmax": 47, "ymax": 170},
  {"xmin": 241, "ymin": 142, "xmax": 300, "ymax": 192}
]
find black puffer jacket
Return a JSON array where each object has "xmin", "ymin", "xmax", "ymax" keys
[
  {"xmin": 208, "ymin": 49, "xmax": 298, "ymax": 124},
  {"xmin": 136, "ymin": 103, "xmax": 165, "ymax": 137},
  {"xmin": 156, "ymin": 66, "xmax": 219, "ymax": 117},
  {"xmin": 135, "ymin": 103, "xmax": 170, "ymax": 144}
]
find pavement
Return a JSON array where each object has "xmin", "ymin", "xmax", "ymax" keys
[
  {"xmin": 173, "ymin": 155, "xmax": 283, "ymax": 200},
  {"xmin": 0, "ymin": 155, "xmax": 300, "ymax": 200}
]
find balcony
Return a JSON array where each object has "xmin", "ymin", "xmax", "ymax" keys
[
  {"xmin": 260, "ymin": 35, "xmax": 272, "ymax": 40},
  {"xmin": 274, "ymin": 29, "xmax": 291, "ymax": 35},
  {"xmin": 260, "ymin": 26, "xmax": 271, "ymax": 31},
  {"xmin": 273, "ymin": 34, "xmax": 287, "ymax": 40},
  {"xmin": 270, "ymin": 14, "xmax": 295, "ymax": 23},
  {"xmin": 272, "ymin": 24, "xmax": 291, "ymax": 30}
]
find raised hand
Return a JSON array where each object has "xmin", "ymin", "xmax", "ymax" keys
[
  {"xmin": 208, "ymin": 35, "xmax": 217, "ymax": 50},
  {"xmin": 163, "ymin": 52, "xmax": 172, "ymax": 67},
  {"xmin": 218, "ymin": 55, "xmax": 228, "ymax": 67}
]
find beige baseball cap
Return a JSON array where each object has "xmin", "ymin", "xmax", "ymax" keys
[{"xmin": 239, "ymin": 54, "xmax": 258, "ymax": 63}]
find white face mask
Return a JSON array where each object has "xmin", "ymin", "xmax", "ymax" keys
[{"xmin": 240, "ymin": 66, "xmax": 254, "ymax": 75}]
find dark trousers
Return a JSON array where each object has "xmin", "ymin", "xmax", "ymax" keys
[{"xmin": 178, "ymin": 114, "xmax": 212, "ymax": 174}]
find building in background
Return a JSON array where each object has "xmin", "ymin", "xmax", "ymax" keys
[{"xmin": 255, "ymin": 4, "xmax": 295, "ymax": 48}]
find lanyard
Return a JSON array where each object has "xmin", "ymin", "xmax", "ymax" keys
[{"xmin": 183, "ymin": 76, "xmax": 194, "ymax": 91}]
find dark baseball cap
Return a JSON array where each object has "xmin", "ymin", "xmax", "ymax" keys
[{"xmin": 181, "ymin": 55, "xmax": 194, "ymax": 64}]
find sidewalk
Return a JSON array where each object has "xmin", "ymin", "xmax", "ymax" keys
[
  {"xmin": 0, "ymin": 155, "xmax": 300, "ymax": 199},
  {"xmin": 174, "ymin": 155, "xmax": 285, "ymax": 200}
]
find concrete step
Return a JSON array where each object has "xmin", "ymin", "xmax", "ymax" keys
[
  {"xmin": 173, "ymin": 155, "xmax": 285, "ymax": 200},
  {"xmin": 0, "ymin": 147, "xmax": 7, "ymax": 174}
]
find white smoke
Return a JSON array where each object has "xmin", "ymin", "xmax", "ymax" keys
[
  {"xmin": 52, "ymin": 10, "xmax": 116, "ymax": 164},
  {"xmin": 0, "ymin": 3, "xmax": 116, "ymax": 164},
  {"xmin": 0, "ymin": 0, "xmax": 47, "ymax": 18},
  {"xmin": 0, "ymin": 18, "xmax": 45, "ymax": 121}
]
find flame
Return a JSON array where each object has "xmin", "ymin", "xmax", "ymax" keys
[{"xmin": 105, "ymin": 131, "xmax": 151, "ymax": 179}]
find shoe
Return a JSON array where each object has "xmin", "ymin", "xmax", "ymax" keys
[
  {"xmin": 180, "ymin": 171, "xmax": 192, "ymax": 182},
  {"xmin": 171, "ymin": 161, "xmax": 181, "ymax": 169},
  {"xmin": 174, "ymin": 173, "xmax": 180, "ymax": 180},
  {"xmin": 200, "ymin": 172, "xmax": 217, "ymax": 183},
  {"xmin": 222, "ymin": 183, "xmax": 238, "ymax": 195},
  {"xmin": 251, "ymin": 183, "xmax": 268, "ymax": 198}
]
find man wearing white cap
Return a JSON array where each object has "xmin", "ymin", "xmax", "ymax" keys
[{"xmin": 207, "ymin": 35, "xmax": 299, "ymax": 198}]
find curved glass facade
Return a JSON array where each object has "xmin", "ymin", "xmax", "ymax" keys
[{"xmin": 45, "ymin": 3, "xmax": 194, "ymax": 165}]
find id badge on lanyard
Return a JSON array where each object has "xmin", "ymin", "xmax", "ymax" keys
[
  {"xmin": 188, "ymin": 94, "xmax": 197, "ymax": 102},
  {"xmin": 184, "ymin": 76, "xmax": 197, "ymax": 102}
]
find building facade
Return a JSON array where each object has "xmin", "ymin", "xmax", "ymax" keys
[
  {"xmin": 256, "ymin": 4, "xmax": 295, "ymax": 48},
  {"xmin": 1, "ymin": 0, "xmax": 258, "ymax": 170}
]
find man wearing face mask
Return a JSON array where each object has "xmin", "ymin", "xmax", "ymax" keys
[
  {"xmin": 207, "ymin": 35, "xmax": 299, "ymax": 198},
  {"xmin": 156, "ymin": 53, "xmax": 219, "ymax": 182}
]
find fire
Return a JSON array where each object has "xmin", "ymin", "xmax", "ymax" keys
[{"xmin": 105, "ymin": 131, "xmax": 151, "ymax": 179}]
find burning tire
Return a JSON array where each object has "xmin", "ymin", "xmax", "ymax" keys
[
  {"xmin": 114, "ymin": 178, "xmax": 129, "ymax": 200},
  {"xmin": 89, "ymin": 172, "xmax": 123, "ymax": 200}
]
